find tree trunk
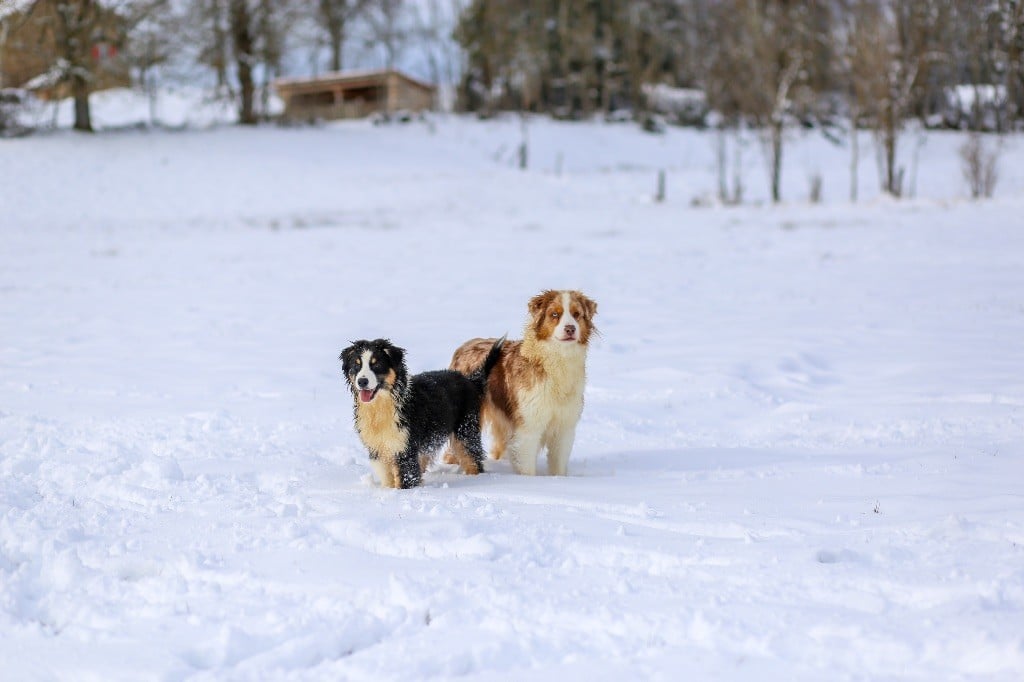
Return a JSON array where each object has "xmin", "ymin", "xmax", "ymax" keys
[
  {"xmin": 72, "ymin": 73, "xmax": 93, "ymax": 132},
  {"xmin": 0, "ymin": 23, "xmax": 9, "ymax": 89},
  {"xmin": 884, "ymin": 109, "xmax": 898, "ymax": 196},
  {"xmin": 213, "ymin": 0, "xmax": 230, "ymax": 92},
  {"xmin": 716, "ymin": 126, "xmax": 728, "ymax": 202},
  {"xmin": 329, "ymin": 24, "xmax": 343, "ymax": 71},
  {"xmin": 1013, "ymin": 6, "xmax": 1024, "ymax": 125},
  {"xmin": 318, "ymin": 0, "xmax": 345, "ymax": 72},
  {"xmin": 231, "ymin": 0, "xmax": 257, "ymax": 125},
  {"xmin": 770, "ymin": 121, "xmax": 783, "ymax": 203},
  {"xmin": 849, "ymin": 108, "xmax": 859, "ymax": 202},
  {"xmin": 731, "ymin": 126, "xmax": 744, "ymax": 205}
]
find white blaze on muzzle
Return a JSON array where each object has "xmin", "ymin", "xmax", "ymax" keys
[
  {"xmin": 355, "ymin": 349, "xmax": 379, "ymax": 402},
  {"xmin": 556, "ymin": 291, "xmax": 580, "ymax": 342}
]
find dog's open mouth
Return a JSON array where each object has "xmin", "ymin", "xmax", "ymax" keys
[{"xmin": 358, "ymin": 388, "xmax": 377, "ymax": 403}]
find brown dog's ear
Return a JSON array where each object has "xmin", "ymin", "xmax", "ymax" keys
[
  {"xmin": 579, "ymin": 293, "xmax": 597, "ymax": 320},
  {"xmin": 528, "ymin": 290, "xmax": 556, "ymax": 318}
]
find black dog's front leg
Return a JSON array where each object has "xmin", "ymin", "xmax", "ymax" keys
[{"xmin": 395, "ymin": 449, "xmax": 422, "ymax": 489}]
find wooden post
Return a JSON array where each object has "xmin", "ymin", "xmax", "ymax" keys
[
  {"xmin": 518, "ymin": 113, "xmax": 528, "ymax": 170},
  {"xmin": 655, "ymin": 169, "xmax": 666, "ymax": 202}
]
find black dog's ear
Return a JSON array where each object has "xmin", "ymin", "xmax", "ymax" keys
[
  {"xmin": 380, "ymin": 342, "xmax": 405, "ymax": 368},
  {"xmin": 339, "ymin": 343, "xmax": 360, "ymax": 369}
]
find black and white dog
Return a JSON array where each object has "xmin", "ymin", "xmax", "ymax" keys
[{"xmin": 340, "ymin": 337, "xmax": 505, "ymax": 488}]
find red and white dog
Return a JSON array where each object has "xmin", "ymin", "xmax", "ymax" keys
[{"xmin": 449, "ymin": 290, "xmax": 597, "ymax": 476}]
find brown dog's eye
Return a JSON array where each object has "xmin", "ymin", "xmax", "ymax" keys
[{"xmin": 550, "ymin": 311, "xmax": 560, "ymax": 319}]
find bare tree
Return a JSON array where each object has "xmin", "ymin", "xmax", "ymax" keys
[
  {"xmin": 20, "ymin": 1, "xmax": 164, "ymax": 131},
  {"xmin": 952, "ymin": 0, "xmax": 1024, "ymax": 131},
  {"xmin": 54, "ymin": 0, "xmax": 100, "ymax": 130},
  {"xmin": 228, "ymin": 0, "xmax": 256, "ymax": 123},
  {"xmin": 749, "ymin": 1, "xmax": 809, "ymax": 204},
  {"xmin": 317, "ymin": 0, "xmax": 368, "ymax": 72},
  {"xmin": 192, "ymin": 0, "xmax": 231, "ymax": 92},
  {"xmin": 851, "ymin": 0, "xmax": 951, "ymax": 197},
  {"xmin": 453, "ymin": 1, "xmax": 520, "ymax": 113},
  {"xmin": 184, "ymin": 0, "xmax": 299, "ymax": 123},
  {"xmin": 409, "ymin": 0, "xmax": 461, "ymax": 98},
  {"xmin": 705, "ymin": 0, "xmax": 825, "ymax": 204},
  {"xmin": 841, "ymin": 0, "xmax": 889, "ymax": 202},
  {"xmin": 226, "ymin": 0, "xmax": 299, "ymax": 124},
  {"xmin": 998, "ymin": 1, "xmax": 1024, "ymax": 124},
  {"xmin": 256, "ymin": 0, "xmax": 297, "ymax": 120},
  {"xmin": 123, "ymin": 1, "xmax": 181, "ymax": 124},
  {"xmin": 949, "ymin": 1, "xmax": 998, "ymax": 130},
  {"xmin": 365, "ymin": 0, "xmax": 405, "ymax": 71},
  {"xmin": 703, "ymin": 2, "xmax": 745, "ymax": 204}
]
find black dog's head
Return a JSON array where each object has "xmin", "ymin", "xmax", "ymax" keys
[{"xmin": 339, "ymin": 339, "xmax": 407, "ymax": 403}]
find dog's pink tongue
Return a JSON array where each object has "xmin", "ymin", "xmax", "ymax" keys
[{"xmin": 359, "ymin": 389, "xmax": 374, "ymax": 403}]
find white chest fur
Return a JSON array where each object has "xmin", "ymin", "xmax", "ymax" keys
[{"xmin": 521, "ymin": 341, "xmax": 587, "ymax": 428}]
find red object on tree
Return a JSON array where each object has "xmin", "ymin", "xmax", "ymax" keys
[{"xmin": 91, "ymin": 43, "xmax": 118, "ymax": 62}]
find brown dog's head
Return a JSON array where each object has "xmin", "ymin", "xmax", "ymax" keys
[{"xmin": 527, "ymin": 290, "xmax": 598, "ymax": 345}]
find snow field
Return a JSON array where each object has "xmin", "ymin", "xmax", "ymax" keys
[{"xmin": 1, "ymin": 114, "xmax": 1023, "ymax": 680}]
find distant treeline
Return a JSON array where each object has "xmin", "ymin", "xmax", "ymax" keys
[
  {"xmin": 4, "ymin": 1, "xmax": 1020, "ymax": 136},
  {"xmin": 454, "ymin": 0, "xmax": 1023, "ymax": 200},
  {"xmin": 454, "ymin": 0, "xmax": 1023, "ymax": 131},
  {"xmin": 2, "ymin": 1, "xmax": 1019, "ymax": 200}
]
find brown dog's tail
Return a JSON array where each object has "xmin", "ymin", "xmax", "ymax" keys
[{"xmin": 466, "ymin": 334, "xmax": 506, "ymax": 392}]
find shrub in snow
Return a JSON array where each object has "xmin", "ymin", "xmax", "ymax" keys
[
  {"xmin": 0, "ymin": 88, "xmax": 39, "ymax": 137},
  {"xmin": 640, "ymin": 112, "xmax": 667, "ymax": 135},
  {"xmin": 371, "ymin": 110, "xmax": 425, "ymax": 126},
  {"xmin": 641, "ymin": 84, "xmax": 708, "ymax": 127},
  {"xmin": 959, "ymin": 132, "xmax": 1000, "ymax": 199},
  {"xmin": 551, "ymin": 105, "xmax": 583, "ymax": 121},
  {"xmin": 604, "ymin": 109, "xmax": 633, "ymax": 124},
  {"xmin": 808, "ymin": 173, "xmax": 823, "ymax": 204}
]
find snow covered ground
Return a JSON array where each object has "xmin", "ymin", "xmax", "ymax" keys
[{"xmin": 2, "ymin": 108, "xmax": 1023, "ymax": 680}]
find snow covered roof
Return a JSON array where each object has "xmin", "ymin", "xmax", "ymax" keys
[{"xmin": 273, "ymin": 68, "xmax": 435, "ymax": 94}]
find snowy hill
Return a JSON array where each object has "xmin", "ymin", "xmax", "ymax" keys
[{"xmin": 1, "ymin": 114, "xmax": 1023, "ymax": 680}]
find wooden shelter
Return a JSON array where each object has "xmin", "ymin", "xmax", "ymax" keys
[{"xmin": 273, "ymin": 69, "xmax": 435, "ymax": 121}]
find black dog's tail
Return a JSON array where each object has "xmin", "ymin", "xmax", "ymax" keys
[{"xmin": 467, "ymin": 334, "xmax": 506, "ymax": 392}]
